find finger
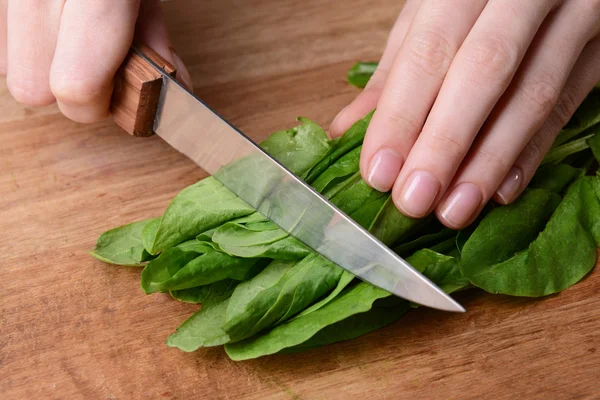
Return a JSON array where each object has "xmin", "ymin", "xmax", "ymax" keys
[
  {"xmin": 495, "ymin": 36, "xmax": 600, "ymax": 205},
  {"xmin": 435, "ymin": 1, "xmax": 600, "ymax": 228},
  {"xmin": 135, "ymin": 0, "xmax": 193, "ymax": 90},
  {"xmin": 329, "ymin": 0, "xmax": 420, "ymax": 137},
  {"xmin": 0, "ymin": 0, "xmax": 7, "ymax": 75},
  {"xmin": 6, "ymin": 0, "xmax": 62, "ymax": 105},
  {"xmin": 359, "ymin": 0, "xmax": 487, "ymax": 193},
  {"xmin": 49, "ymin": 0, "xmax": 141, "ymax": 123},
  {"xmin": 391, "ymin": 0, "xmax": 558, "ymax": 220}
]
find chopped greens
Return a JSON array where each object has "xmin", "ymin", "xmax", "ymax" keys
[{"xmin": 92, "ymin": 64, "xmax": 600, "ymax": 360}]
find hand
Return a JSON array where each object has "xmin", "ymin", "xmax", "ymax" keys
[
  {"xmin": 330, "ymin": 0, "xmax": 600, "ymax": 229},
  {"xmin": 0, "ymin": 0, "xmax": 192, "ymax": 123}
]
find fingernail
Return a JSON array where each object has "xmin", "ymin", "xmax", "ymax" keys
[
  {"xmin": 398, "ymin": 170, "xmax": 440, "ymax": 217},
  {"xmin": 440, "ymin": 182, "xmax": 483, "ymax": 228},
  {"xmin": 170, "ymin": 48, "xmax": 193, "ymax": 90},
  {"xmin": 496, "ymin": 167, "xmax": 523, "ymax": 204},
  {"xmin": 367, "ymin": 149, "xmax": 403, "ymax": 192}
]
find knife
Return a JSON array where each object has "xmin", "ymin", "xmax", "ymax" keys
[{"xmin": 111, "ymin": 45, "xmax": 465, "ymax": 313}]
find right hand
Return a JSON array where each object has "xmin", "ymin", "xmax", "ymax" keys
[
  {"xmin": 0, "ymin": 0, "xmax": 192, "ymax": 124},
  {"xmin": 330, "ymin": 0, "xmax": 600, "ymax": 229}
]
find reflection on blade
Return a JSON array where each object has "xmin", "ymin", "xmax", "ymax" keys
[{"xmin": 151, "ymin": 62, "xmax": 465, "ymax": 312}]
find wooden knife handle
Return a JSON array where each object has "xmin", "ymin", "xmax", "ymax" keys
[{"xmin": 110, "ymin": 44, "xmax": 177, "ymax": 137}]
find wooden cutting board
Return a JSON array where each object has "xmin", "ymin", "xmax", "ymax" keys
[{"xmin": 1, "ymin": 1, "xmax": 599, "ymax": 398}]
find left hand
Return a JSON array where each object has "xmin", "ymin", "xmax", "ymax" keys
[
  {"xmin": 330, "ymin": 0, "xmax": 600, "ymax": 229},
  {"xmin": 0, "ymin": 0, "xmax": 192, "ymax": 124}
]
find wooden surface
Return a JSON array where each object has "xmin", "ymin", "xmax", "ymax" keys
[{"xmin": 1, "ymin": 1, "xmax": 599, "ymax": 399}]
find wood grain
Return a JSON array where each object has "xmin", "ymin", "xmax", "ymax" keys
[
  {"xmin": 1, "ymin": 1, "xmax": 598, "ymax": 399},
  {"xmin": 111, "ymin": 45, "xmax": 177, "ymax": 137}
]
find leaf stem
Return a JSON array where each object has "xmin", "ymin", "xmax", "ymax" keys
[{"xmin": 542, "ymin": 134, "xmax": 594, "ymax": 165}]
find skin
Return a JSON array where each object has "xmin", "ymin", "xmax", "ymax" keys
[
  {"xmin": 331, "ymin": 0, "xmax": 600, "ymax": 229},
  {"xmin": 0, "ymin": 0, "xmax": 192, "ymax": 122},
  {"xmin": 2, "ymin": 0, "xmax": 599, "ymax": 230}
]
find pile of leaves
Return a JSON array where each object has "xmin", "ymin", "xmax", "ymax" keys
[{"xmin": 91, "ymin": 63, "xmax": 600, "ymax": 361}]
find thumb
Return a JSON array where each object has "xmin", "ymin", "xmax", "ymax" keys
[{"xmin": 135, "ymin": 0, "xmax": 193, "ymax": 90}]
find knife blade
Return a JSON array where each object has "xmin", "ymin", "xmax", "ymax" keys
[{"xmin": 112, "ymin": 46, "xmax": 465, "ymax": 313}]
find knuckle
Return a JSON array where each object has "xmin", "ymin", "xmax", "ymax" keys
[
  {"xmin": 524, "ymin": 133, "xmax": 551, "ymax": 165},
  {"xmin": 405, "ymin": 30, "xmax": 454, "ymax": 78},
  {"xmin": 426, "ymin": 129, "xmax": 468, "ymax": 159},
  {"xmin": 384, "ymin": 111, "xmax": 422, "ymax": 137},
  {"xmin": 465, "ymin": 35, "xmax": 518, "ymax": 85},
  {"xmin": 552, "ymin": 89, "xmax": 580, "ymax": 129},
  {"xmin": 519, "ymin": 73, "xmax": 561, "ymax": 121},
  {"xmin": 6, "ymin": 76, "xmax": 55, "ymax": 106},
  {"xmin": 473, "ymin": 147, "xmax": 512, "ymax": 172},
  {"xmin": 50, "ymin": 75, "xmax": 107, "ymax": 106}
]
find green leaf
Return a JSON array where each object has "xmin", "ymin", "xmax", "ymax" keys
[
  {"xmin": 347, "ymin": 62, "xmax": 378, "ymax": 88},
  {"xmin": 529, "ymin": 163, "xmax": 584, "ymax": 194},
  {"xmin": 209, "ymin": 118, "xmax": 333, "ymax": 212},
  {"xmin": 462, "ymin": 177, "xmax": 600, "ymax": 296},
  {"xmin": 224, "ymin": 249, "xmax": 463, "ymax": 360},
  {"xmin": 430, "ymin": 237, "xmax": 460, "ymax": 256},
  {"xmin": 141, "ymin": 247, "xmax": 202, "ymax": 294},
  {"xmin": 348, "ymin": 196, "xmax": 389, "ymax": 230},
  {"xmin": 293, "ymin": 270, "xmax": 355, "ymax": 318},
  {"xmin": 166, "ymin": 280, "xmax": 238, "ymax": 351},
  {"xmin": 170, "ymin": 285, "xmax": 212, "ymax": 304},
  {"xmin": 455, "ymin": 222, "xmax": 479, "ymax": 255},
  {"xmin": 329, "ymin": 177, "xmax": 387, "ymax": 216},
  {"xmin": 225, "ymin": 260, "xmax": 297, "ymax": 325},
  {"xmin": 305, "ymin": 112, "xmax": 373, "ymax": 183},
  {"xmin": 543, "ymin": 133, "xmax": 595, "ymax": 165},
  {"xmin": 587, "ymin": 126, "xmax": 600, "ymax": 163},
  {"xmin": 141, "ymin": 245, "xmax": 264, "ymax": 294},
  {"xmin": 553, "ymin": 87, "xmax": 600, "ymax": 147},
  {"xmin": 197, "ymin": 213, "xmax": 267, "ymax": 241},
  {"xmin": 215, "ymin": 155, "xmax": 405, "ymax": 348},
  {"xmin": 260, "ymin": 117, "xmax": 332, "ymax": 178},
  {"xmin": 211, "ymin": 221, "xmax": 310, "ymax": 260},
  {"xmin": 312, "ymin": 146, "xmax": 361, "ymax": 195},
  {"xmin": 175, "ymin": 239, "xmax": 216, "ymax": 253},
  {"xmin": 410, "ymin": 249, "xmax": 469, "ymax": 294},
  {"xmin": 142, "ymin": 177, "xmax": 256, "ymax": 255},
  {"xmin": 223, "ymin": 253, "xmax": 343, "ymax": 341},
  {"xmin": 460, "ymin": 189, "xmax": 561, "ymax": 281},
  {"xmin": 140, "ymin": 218, "xmax": 160, "ymax": 253},
  {"xmin": 217, "ymin": 235, "xmax": 310, "ymax": 260},
  {"xmin": 394, "ymin": 228, "xmax": 455, "ymax": 257},
  {"xmin": 283, "ymin": 296, "xmax": 410, "ymax": 353},
  {"xmin": 369, "ymin": 197, "xmax": 421, "ymax": 247},
  {"xmin": 224, "ymin": 282, "xmax": 391, "ymax": 360},
  {"xmin": 91, "ymin": 218, "xmax": 160, "ymax": 266},
  {"xmin": 92, "ymin": 70, "xmax": 600, "ymax": 360},
  {"xmin": 152, "ymin": 118, "xmax": 331, "ymax": 254}
]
